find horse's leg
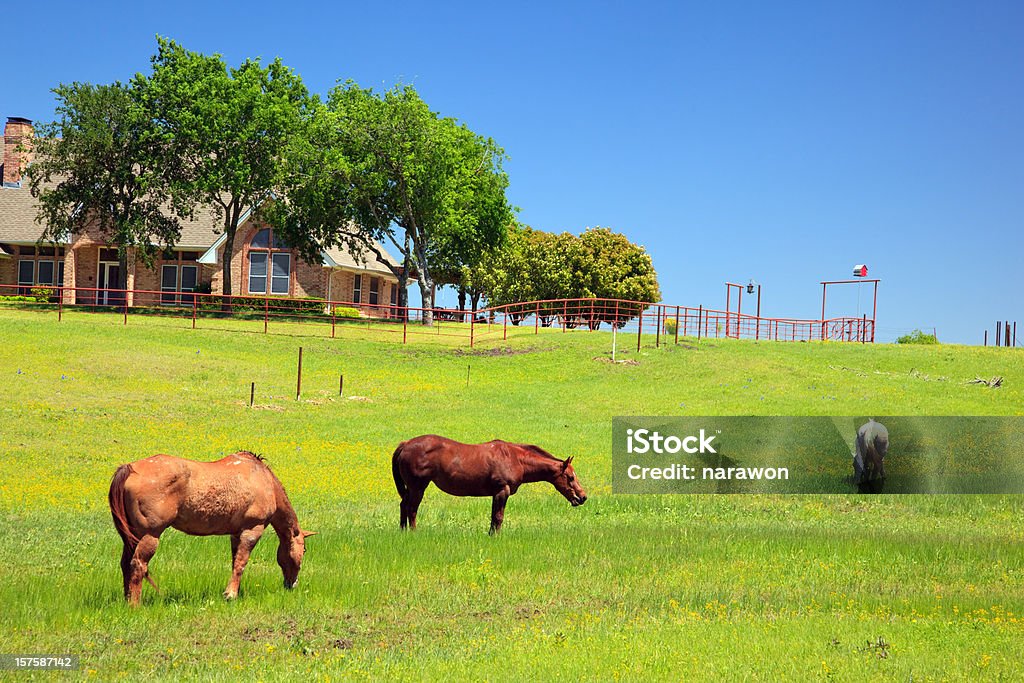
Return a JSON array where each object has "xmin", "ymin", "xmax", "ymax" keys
[
  {"xmin": 120, "ymin": 541, "xmax": 133, "ymax": 599},
  {"xmin": 225, "ymin": 525, "xmax": 265, "ymax": 600},
  {"xmin": 405, "ymin": 484, "xmax": 426, "ymax": 531},
  {"xmin": 490, "ymin": 486, "xmax": 511, "ymax": 535},
  {"xmin": 400, "ymin": 494, "xmax": 409, "ymax": 530},
  {"xmin": 128, "ymin": 534, "xmax": 160, "ymax": 607}
]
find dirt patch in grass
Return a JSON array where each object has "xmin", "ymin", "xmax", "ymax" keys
[
  {"xmin": 592, "ymin": 356, "xmax": 640, "ymax": 366},
  {"xmin": 453, "ymin": 345, "xmax": 550, "ymax": 357}
]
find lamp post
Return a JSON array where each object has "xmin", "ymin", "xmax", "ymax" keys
[
  {"xmin": 747, "ymin": 279, "xmax": 762, "ymax": 340},
  {"xmin": 725, "ymin": 282, "xmax": 743, "ymax": 338}
]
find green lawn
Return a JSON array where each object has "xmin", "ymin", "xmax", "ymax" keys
[{"xmin": 0, "ymin": 308, "xmax": 1022, "ymax": 681}]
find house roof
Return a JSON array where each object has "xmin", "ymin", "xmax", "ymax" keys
[
  {"xmin": 0, "ymin": 183, "xmax": 47, "ymax": 243},
  {"xmin": 0, "ymin": 174, "xmax": 402, "ymax": 275}
]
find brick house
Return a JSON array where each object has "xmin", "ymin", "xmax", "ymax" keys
[{"xmin": 1, "ymin": 116, "xmax": 404, "ymax": 314}]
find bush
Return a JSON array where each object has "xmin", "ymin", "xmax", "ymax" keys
[
  {"xmin": 896, "ymin": 329, "xmax": 939, "ymax": 345},
  {"xmin": 664, "ymin": 317, "xmax": 677, "ymax": 335},
  {"xmin": 332, "ymin": 306, "xmax": 361, "ymax": 319},
  {"xmin": 199, "ymin": 295, "xmax": 328, "ymax": 316},
  {"xmin": 0, "ymin": 288, "xmax": 54, "ymax": 304}
]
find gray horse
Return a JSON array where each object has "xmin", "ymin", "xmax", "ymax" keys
[{"xmin": 854, "ymin": 419, "xmax": 888, "ymax": 488}]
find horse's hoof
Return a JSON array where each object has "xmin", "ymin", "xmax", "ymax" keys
[{"xmin": 223, "ymin": 590, "xmax": 238, "ymax": 601}]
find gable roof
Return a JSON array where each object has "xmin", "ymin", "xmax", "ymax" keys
[
  {"xmin": 0, "ymin": 184, "xmax": 47, "ymax": 243},
  {"xmin": 0, "ymin": 179, "xmax": 402, "ymax": 276}
]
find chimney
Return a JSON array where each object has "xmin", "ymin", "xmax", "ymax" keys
[{"xmin": 3, "ymin": 117, "xmax": 34, "ymax": 186}]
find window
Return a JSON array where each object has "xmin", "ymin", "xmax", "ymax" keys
[
  {"xmin": 247, "ymin": 228, "xmax": 290, "ymax": 295},
  {"xmin": 161, "ymin": 265, "xmax": 178, "ymax": 305},
  {"xmin": 271, "ymin": 253, "xmax": 290, "ymax": 294},
  {"xmin": 369, "ymin": 277, "xmax": 380, "ymax": 305},
  {"xmin": 248, "ymin": 253, "xmax": 268, "ymax": 294},
  {"xmin": 15, "ymin": 247, "xmax": 65, "ymax": 295},
  {"xmin": 37, "ymin": 261, "xmax": 55, "ymax": 286},
  {"xmin": 352, "ymin": 274, "xmax": 362, "ymax": 303},
  {"xmin": 180, "ymin": 265, "xmax": 198, "ymax": 304},
  {"xmin": 18, "ymin": 260, "xmax": 34, "ymax": 295},
  {"xmin": 161, "ymin": 253, "xmax": 201, "ymax": 306}
]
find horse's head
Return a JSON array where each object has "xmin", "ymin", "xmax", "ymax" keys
[
  {"xmin": 278, "ymin": 528, "xmax": 316, "ymax": 589},
  {"xmin": 551, "ymin": 456, "xmax": 587, "ymax": 506}
]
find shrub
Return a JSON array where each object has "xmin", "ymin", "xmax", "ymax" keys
[
  {"xmin": 896, "ymin": 329, "xmax": 939, "ymax": 345},
  {"xmin": 199, "ymin": 295, "xmax": 328, "ymax": 316},
  {"xmin": 333, "ymin": 306, "xmax": 361, "ymax": 319},
  {"xmin": 664, "ymin": 317, "xmax": 677, "ymax": 335}
]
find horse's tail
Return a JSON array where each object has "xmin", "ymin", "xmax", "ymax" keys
[
  {"xmin": 109, "ymin": 464, "xmax": 140, "ymax": 551},
  {"xmin": 392, "ymin": 442, "xmax": 408, "ymax": 499}
]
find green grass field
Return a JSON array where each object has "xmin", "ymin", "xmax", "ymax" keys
[{"xmin": 1, "ymin": 308, "xmax": 1022, "ymax": 681}]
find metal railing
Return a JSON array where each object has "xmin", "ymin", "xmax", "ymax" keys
[{"xmin": 0, "ymin": 285, "xmax": 875, "ymax": 347}]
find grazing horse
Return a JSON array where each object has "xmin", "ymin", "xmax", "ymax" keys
[
  {"xmin": 108, "ymin": 451, "xmax": 315, "ymax": 606},
  {"xmin": 392, "ymin": 435, "xmax": 587, "ymax": 534},
  {"xmin": 854, "ymin": 419, "xmax": 889, "ymax": 491}
]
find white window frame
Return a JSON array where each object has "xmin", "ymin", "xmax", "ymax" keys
[
  {"xmin": 180, "ymin": 264, "xmax": 198, "ymax": 305},
  {"xmin": 352, "ymin": 274, "xmax": 362, "ymax": 303},
  {"xmin": 369, "ymin": 276, "xmax": 380, "ymax": 306},
  {"xmin": 36, "ymin": 260, "xmax": 55, "ymax": 286},
  {"xmin": 160, "ymin": 265, "xmax": 179, "ymax": 305},
  {"xmin": 248, "ymin": 252, "xmax": 268, "ymax": 294},
  {"xmin": 271, "ymin": 253, "xmax": 290, "ymax": 295},
  {"xmin": 18, "ymin": 260, "xmax": 35, "ymax": 295}
]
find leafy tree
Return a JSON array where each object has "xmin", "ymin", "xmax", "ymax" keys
[
  {"xmin": 26, "ymin": 80, "xmax": 184, "ymax": 287},
  {"xmin": 472, "ymin": 226, "xmax": 660, "ymax": 327},
  {"xmin": 273, "ymin": 82, "xmax": 512, "ymax": 325},
  {"xmin": 140, "ymin": 37, "xmax": 310, "ymax": 301}
]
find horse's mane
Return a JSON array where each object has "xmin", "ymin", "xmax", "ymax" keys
[
  {"xmin": 237, "ymin": 450, "xmax": 268, "ymax": 465},
  {"xmin": 519, "ymin": 444, "xmax": 562, "ymax": 461}
]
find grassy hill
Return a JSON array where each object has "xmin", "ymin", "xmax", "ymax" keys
[{"xmin": 0, "ymin": 309, "xmax": 1021, "ymax": 680}]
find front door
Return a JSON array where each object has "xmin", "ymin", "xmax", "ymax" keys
[{"xmin": 98, "ymin": 261, "xmax": 122, "ymax": 306}]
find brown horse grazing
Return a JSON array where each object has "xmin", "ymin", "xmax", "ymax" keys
[
  {"xmin": 108, "ymin": 451, "xmax": 315, "ymax": 606},
  {"xmin": 392, "ymin": 435, "xmax": 587, "ymax": 534}
]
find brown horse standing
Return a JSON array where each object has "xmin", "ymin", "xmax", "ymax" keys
[
  {"xmin": 392, "ymin": 435, "xmax": 587, "ymax": 533},
  {"xmin": 108, "ymin": 451, "xmax": 315, "ymax": 606}
]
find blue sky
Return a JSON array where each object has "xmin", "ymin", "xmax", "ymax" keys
[{"xmin": 3, "ymin": 1, "xmax": 1021, "ymax": 343}]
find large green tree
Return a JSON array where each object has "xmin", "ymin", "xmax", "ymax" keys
[
  {"xmin": 26, "ymin": 80, "xmax": 184, "ymax": 287},
  {"xmin": 273, "ymin": 82, "xmax": 512, "ymax": 325},
  {"xmin": 140, "ymin": 37, "xmax": 310, "ymax": 300},
  {"xmin": 474, "ymin": 226, "xmax": 660, "ymax": 327}
]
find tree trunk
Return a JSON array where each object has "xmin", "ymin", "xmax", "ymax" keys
[
  {"xmin": 418, "ymin": 278, "xmax": 434, "ymax": 326},
  {"xmin": 399, "ymin": 235, "xmax": 411, "ymax": 320},
  {"xmin": 457, "ymin": 286, "xmax": 466, "ymax": 322},
  {"xmin": 221, "ymin": 203, "xmax": 239, "ymax": 312}
]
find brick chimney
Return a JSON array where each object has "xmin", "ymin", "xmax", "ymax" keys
[{"xmin": 3, "ymin": 117, "xmax": 34, "ymax": 186}]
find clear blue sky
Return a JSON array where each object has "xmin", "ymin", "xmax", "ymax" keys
[{"xmin": 3, "ymin": 1, "xmax": 1021, "ymax": 344}]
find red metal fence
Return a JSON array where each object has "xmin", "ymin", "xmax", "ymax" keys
[{"xmin": 0, "ymin": 285, "xmax": 875, "ymax": 347}]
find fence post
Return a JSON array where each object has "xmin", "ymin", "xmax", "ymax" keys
[
  {"xmin": 636, "ymin": 307, "xmax": 643, "ymax": 352},
  {"xmin": 503, "ymin": 309, "xmax": 507, "ymax": 340},
  {"xmin": 697, "ymin": 305, "xmax": 702, "ymax": 340},
  {"xmin": 403, "ymin": 313, "xmax": 408, "ymax": 344},
  {"xmin": 192, "ymin": 295, "xmax": 197, "ymax": 330},
  {"xmin": 123, "ymin": 292, "xmax": 128, "ymax": 326},
  {"xmin": 675, "ymin": 305, "xmax": 680, "ymax": 344},
  {"xmin": 296, "ymin": 347, "xmax": 302, "ymax": 400},
  {"xmin": 655, "ymin": 306, "xmax": 661, "ymax": 348},
  {"xmin": 563, "ymin": 300, "xmax": 567, "ymax": 333},
  {"xmin": 470, "ymin": 314, "xmax": 475, "ymax": 348},
  {"xmin": 535, "ymin": 302, "xmax": 539, "ymax": 335},
  {"xmin": 331, "ymin": 302, "xmax": 336, "ymax": 339},
  {"xmin": 58, "ymin": 291, "xmax": 63, "ymax": 322},
  {"xmin": 264, "ymin": 295, "xmax": 269, "ymax": 334}
]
